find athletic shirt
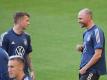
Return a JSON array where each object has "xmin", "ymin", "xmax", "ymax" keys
[
  {"xmin": 80, "ymin": 25, "xmax": 107, "ymax": 75},
  {"xmin": 0, "ymin": 47, "xmax": 9, "ymax": 80},
  {"xmin": 11, "ymin": 75, "xmax": 32, "ymax": 80},
  {"xmin": 0, "ymin": 28, "xmax": 32, "ymax": 74},
  {"xmin": 0, "ymin": 28, "xmax": 32, "ymax": 56},
  {"xmin": 22, "ymin": 75, "xmax": 32, "ymax": 80}
]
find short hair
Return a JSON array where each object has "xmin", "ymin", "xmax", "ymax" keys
[
  {"xmin": 9, "ymin": 55, "xmax": 25, "ymax": 66},
  {"xmin": 79, "ymin": 8, "xmax": 93, "ymax": 18},
  {"xmin": 14, "ymin": 12, "xmax": 30, "ymax": 24}
]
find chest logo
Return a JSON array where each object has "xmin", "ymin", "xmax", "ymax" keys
[
  {"xmin": 15, "ymin": 46, "xmax": 25, "ymax": 56},
  {"xmin": 24, "ymin": 39, "xmax": 27, "ymax": 46},
  {"xmin": 11, "ymin": 41, "xmax": 15, "ymax": 45}
]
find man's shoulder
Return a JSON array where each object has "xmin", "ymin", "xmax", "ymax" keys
[
  {"xmin": 0, "ymin": 48, "xmax": 9, "ymax": 59},
  {"xmin": 93, "ymin": 25, "xmax": 104, "ymax": 36},
  {"xmin": 24, "ymin": 75, "xmax": 32, "ymax": 80},
  {"xmin": 92, "ymin": 25, "xmax": 103, "ymax": 31},
  {"xmin": 1, "ymin": 29, "xmax": 13, "ymax": 38},
  {"xmin": 1, "ymin": 31, "xmax": 8, "ymax": 37},
  {"xmin": 23, "ymin": 32, "xmax": 31, "ymax": 40},
  {"xmin": 24, "ymin": 32, "xmax": 30, "ymax": 36}
]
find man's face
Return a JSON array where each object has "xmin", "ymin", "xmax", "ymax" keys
[
  {"xmin": 8, "ymin": 60, "xmax": 21, "ymax": 79},
  {"xmin": 77, "ymin": 12, "xmax": 90, "ymax": 28},
  {"xmin": 18, "ymin": 16, "xmax": 30, "ymax": 30}
]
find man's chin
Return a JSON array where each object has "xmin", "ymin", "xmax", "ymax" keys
[
  {"xmin": 80, "ymin": 25, "xmax": 85, "ymax": 28},
  {"xmin": 79, "ymin": 23, "xmax": 86, "ymax": 28},
  {"xmin": 9, "ymin": 75, "xmax": 15, "ymax": 79}
]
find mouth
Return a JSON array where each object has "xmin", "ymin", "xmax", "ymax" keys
[
  {"xmin": 79, "ymin": 22, "xmax": 85, "ymax": 28},
  {"xmin": 79, "ymin": 23, "xmax": 84, "ymax": 28}
]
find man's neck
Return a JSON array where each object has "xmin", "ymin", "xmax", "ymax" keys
[
  {"xmin": 13, "ymin": 25, "xmax": 24, "ymax": 35},
  {"xmin": 16, "ymin": 72, "xmax": 25, "ymax": 80},
  {"xmin": 86, "ymin": 20, "xmax": 95, "ymax": 30}
]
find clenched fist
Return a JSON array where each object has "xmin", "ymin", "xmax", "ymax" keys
[{"xmin": 76, "ymin": 44, "xmax": 83, "ymax": 52}]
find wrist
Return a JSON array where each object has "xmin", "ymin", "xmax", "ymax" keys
[{"xmin": 83, "ymin": 65, "xmax": 89, "ymax": 71}]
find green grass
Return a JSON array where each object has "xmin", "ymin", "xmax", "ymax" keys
[{"xmin": 0, "ymin": 0, "xmax": 107, "ymax": 80}]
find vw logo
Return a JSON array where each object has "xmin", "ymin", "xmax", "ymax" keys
[{"xmin": 15, "ymin": 46, "xmax": 25, "ymax": 56}]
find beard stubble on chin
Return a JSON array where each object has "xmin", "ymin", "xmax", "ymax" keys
[{"xmin": 79, "ymin": 22, "xmax": 87, "ymax": 28}]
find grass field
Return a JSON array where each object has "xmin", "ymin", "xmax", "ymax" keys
[{"xmin": 0, "ymin": 0, "xmax": 107, "ymax": 80}]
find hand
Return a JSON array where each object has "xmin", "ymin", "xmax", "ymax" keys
[
  {"xmin": 31, "ymin": 71, "xmax": 35, "ymax": 80},
  {"xmin": 76, "ymin": 44, "xmax": 83, "ymax": 52},
  {"xmin": 79, "ymin": 66, "xmax": 87, "ymax": 75}
]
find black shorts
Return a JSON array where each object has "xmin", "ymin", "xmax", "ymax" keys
[{"xmin": 79, "ymin": 72, "xmax": 100, "ymax": 80}]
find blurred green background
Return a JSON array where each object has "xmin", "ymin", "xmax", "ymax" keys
[{"xmin": 0, "ymin": 0, "xmax": 107, "ymax": 80}]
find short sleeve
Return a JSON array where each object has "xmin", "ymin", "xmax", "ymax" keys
[
  {"xmin": 26, "ymin": 35, "xmax": 32, "ymax": 54},
  {"xmin": 0, "ymin": 32, "xmax": 9, "ymax": 52},
  {"xmin": 93, "ymin": 28, "xmax": 104, "ymax": 49}
]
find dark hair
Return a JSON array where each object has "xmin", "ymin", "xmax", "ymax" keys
[
  {"xmin": 9, "ymin": 55, "xmax": 25, "ymax": 66},
  {"xmin": 14, "ymin": 12, "xmax": 30, "ymax": 24}
]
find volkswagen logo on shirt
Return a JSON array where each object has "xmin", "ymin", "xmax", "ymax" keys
[{"xmin": 15, "ymin": 46, "xmax": 25, "ymax": 56}]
